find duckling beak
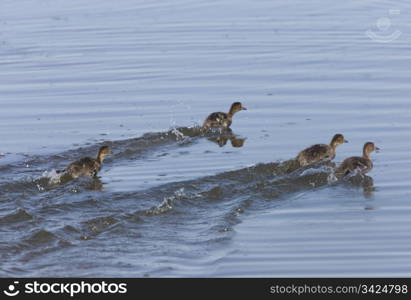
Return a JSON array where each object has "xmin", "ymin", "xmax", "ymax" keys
[
  {"xmin": 344, "ymin": 139, "xmax": 349, "ymax": 143},
  {"xmin": 375, "ymin": 146, "xmax": 380, "ymax": 153},
  {"xmin": 242, "ymin": 107, "xmax": 247, "ymax": 110}
]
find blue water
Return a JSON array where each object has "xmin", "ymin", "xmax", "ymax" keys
[{"xmin": 0, "ymin": 0, "xmax": 410, "ymax": 277}]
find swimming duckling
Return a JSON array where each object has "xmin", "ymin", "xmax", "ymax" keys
[
  {"xmin": 203, "ymin": 102, "xmax": 247, "ymax": 130},
  {"xmin": 336, "ymin": 142, "xmax": 379, "ymax": 176},
  {"xmin": 65, "ymin": 146, "xmax": 111, "ymax": 178},
  {"xmin": 296, "ymin": 134, "xmax": 348, "ymax": 167}
]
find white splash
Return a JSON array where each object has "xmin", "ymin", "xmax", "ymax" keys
[
  {"xmin": 300, "ymin": 167, "xmax": 323, "ymax": 177},
  {"xmin": 171, "ymin": 128, "xmax": 186, "ymax": 141},
  {"xmin": 344, "ymin": 167, "xmax": 366, "ymax": 179},
  {"xmin": 327, "ymin": 171, "xmax": 338, "ymax": 183},
  {"xmin": 42, "ymin": 169, "xmax": 63, "ymax": 185},
  {"xmin": 148, "ymin": 188, "xmax": 186, "ymax": 215}
]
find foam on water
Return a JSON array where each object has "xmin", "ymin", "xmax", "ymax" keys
[
  {"xmin": 42, "ymin": 169, "xmax": 64, "ymax": 185},
  {"xmin": 1, "ymin": 0, "xmax": 411, "ymax": 277}
]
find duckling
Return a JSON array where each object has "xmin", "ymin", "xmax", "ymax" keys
[
  {"xmin": 65, "ymin": 146, "xmax": 111, "ymax": 178},
  {"xmin": 203, "ymin": 102, "xmax": 247, "ymax": 130},
  {"xmin": 336, "ymin": 142, "xmax": 379, "ymax": 176},
  {"xmin": 296, "ymin": 134, "xmax": 348, "ymax": 167}
]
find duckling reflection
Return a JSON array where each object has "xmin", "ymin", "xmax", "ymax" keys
[
  {"xmin": 336, "ymin": 142, "xmax": 379, "ymax": 177},
  {"xmin": 87, "ymin": 177, "xmax": 104, "ymax": 191},
  {"xmin": 230, "ymin": 137, "xmax": 246, "ymax": 148},
  {"xmin": 203, "ymin": 102, "xmax": 247, "ymax": 130},
  {"xmin": 207, "ymin": 132, "xmax": 247, "ymax": 148},
  {"xmin": 60, "ymin": 146, "xmax": 111, "ymax": 179},
  {"xmin": 296, "ymin": 134, "xmax": 348, "ymax": 167},
  {"xmin": 342, "ymin": 173, "xmax": 375, "ymax": 198}
]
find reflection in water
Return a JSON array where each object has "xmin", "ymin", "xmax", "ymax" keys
[
  {"xmin": 208, "ymin": 135, "xmax": 246, "ymax": 147},
  {"xmin": 345, "ymin": 174, "xmax": 375, "ymax": 198},
  {"xmin": 205, "ymin": 129, "xmax": 247, "ymax": 148},
  {"xmin": 57, "ymin": 173, "xmax": 104, "ymax": 191},
  {"xmin": 87, "ymin": 177, "xmax": 104, "ymax": 191}
]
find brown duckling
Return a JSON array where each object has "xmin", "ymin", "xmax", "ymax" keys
[
  {"xmin": 296, "ymin": 134, "xmax": 348, "ymax": 167},
  {"xmin": 65, "ymin": 146, "xmax": 111, "ymax": 178},
  {"xmin": 203, "ymin": 102, "xmax": 247, "ymax": 129},
  {"xmin": 336, "ymin": 142, "xmax": 379, "ymax": 176}
]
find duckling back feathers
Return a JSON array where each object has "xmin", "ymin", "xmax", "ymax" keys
[
  {"xmin": 66, "ymin": 157, "xmax": 102, "ymax": 178},
  {"xmin": 296, "ymin": 134, "xmax": 347, "ymax": 167},
  {"xmin": 296, "ymin": 144, "xmax": 335, "ymax": 167},
  {"xmin": 203, "ymin": 102, "xmax": 247, "ymax": 129},
  {"xmin": 203, "ymin": 112, "xmax": 231, "ymax": 129},
  {"xmin": 336, "ymin": 142, "xmax": 378, "ymax": 176},
  {"xmin": 65, "ymin": 146, "xmax": 110, "ymax": 179}
]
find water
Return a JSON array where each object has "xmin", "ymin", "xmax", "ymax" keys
[{"xmin": 1, "ymin": 0, "xmax": 411, "ymax": 277}]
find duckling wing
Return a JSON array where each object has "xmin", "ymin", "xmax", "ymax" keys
[
  {"xmin": 297, "ymin": 144, "xmax": 331, "ymax": 166},
  {"xmin": 337, "ymin": 156, "xmax": 372, "ymax": 176},
  {"xmin": 203, "ymin": 112, "xmax": 230, "ymax": 128},
  {"xmin": 67, "ymin": 157, "xmax": 100, "ymax": 178}
]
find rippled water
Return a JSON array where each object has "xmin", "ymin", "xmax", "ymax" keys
[{"xmin": 1, "ymin": 0, "xmax": 411, "ymax": 277}]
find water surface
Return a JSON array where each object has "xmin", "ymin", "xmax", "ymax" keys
[{"xmin": 1, "ymin": 0, "xmax": 411, "ymax": 277}]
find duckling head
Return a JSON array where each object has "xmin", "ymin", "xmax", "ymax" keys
[
  {"xmin": 363, "ymin": 142, "xmax": 380, "ymax": 157},
  {"xmin": 97, "ymin": 146, "xmax": 111, "ymax": 163},
  {"xmin": 229, "ymin": 102, "xmax": 247, "ymax": 115},
  {"xmin": 330, "ymin": 133, "xmax": 348, "ymax": 148}
]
